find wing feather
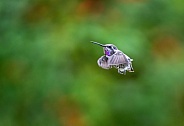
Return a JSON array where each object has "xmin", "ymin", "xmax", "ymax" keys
[
  {"xmin": 108, "ymin": 51, "xmax": 128, "ymax": 65},
  {"xmin": 97, "ymin": 56, "xmax": 111, "ymax": 69}
]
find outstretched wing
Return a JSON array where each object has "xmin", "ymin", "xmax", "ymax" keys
[
  {"xmin": 97, "ymin": 55, "xmax": 111, "ymax": 69},
  {"xmin": 107, "ymin": 51, "xmax": 129, "ymax": 65}
]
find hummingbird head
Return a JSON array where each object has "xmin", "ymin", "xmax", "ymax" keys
[{"xmin": 91, "ymin": 41, "xmax": 118, "ymax": 56}]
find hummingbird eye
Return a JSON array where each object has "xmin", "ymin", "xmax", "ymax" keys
[
  {"xmin": 106, "ymin": 46, "xmax": 111, "ymax": 49},
  {"xmin": 112, "ymin": 46, "xmax": 117, "ymax": 50}
]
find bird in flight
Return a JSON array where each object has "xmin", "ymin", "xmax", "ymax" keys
[{"xmin": 91, "ymin": 41, "xmax": 134, "ymax": 75}]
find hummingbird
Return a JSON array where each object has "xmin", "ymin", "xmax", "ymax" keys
[{"xmin": 91, "ymin": 41, "xmax": 134, "ymax": 75}]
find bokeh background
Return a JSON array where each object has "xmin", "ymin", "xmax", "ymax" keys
[{"xmin": 1, "ymin": 0, "xmax": 184, "ymax": 126}]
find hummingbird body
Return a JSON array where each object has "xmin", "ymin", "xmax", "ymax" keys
[{"xmin": 91, "ymin": 41, "xmax": 134, "ymax": 75}]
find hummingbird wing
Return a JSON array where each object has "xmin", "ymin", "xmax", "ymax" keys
[
  {"xmin": 107, "ymin": 51, "xmax": 129, "ymax": 65},
  {"xmin": 97, "ymin": 55, "xmax": 111, "ymax": 69}
]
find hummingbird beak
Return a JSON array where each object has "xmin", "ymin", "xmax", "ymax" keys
[{"xmin": 90, "ymin": 41, "xmax": 105, "ymax": 47}]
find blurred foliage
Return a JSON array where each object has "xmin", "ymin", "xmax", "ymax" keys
[{"xmin": 0, "ymin": 0, "xmax": 184, "ymax": 126}]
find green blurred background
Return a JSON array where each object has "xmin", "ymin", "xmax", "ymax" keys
[{"xmin": 1, "ymin": 0, "xmax": 184, "ymax": 126}]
